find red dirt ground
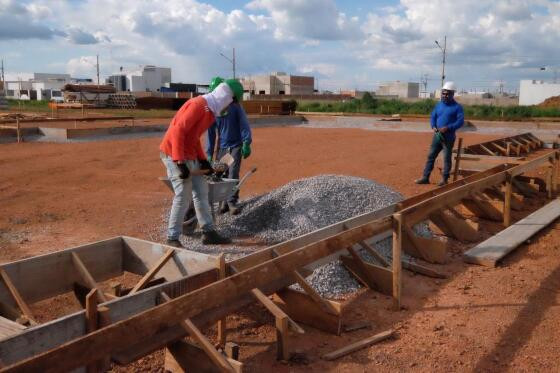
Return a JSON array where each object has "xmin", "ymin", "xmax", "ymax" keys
[{"xmin": 1, "ymin": 127, "xmax": 559, "ymax": 372}]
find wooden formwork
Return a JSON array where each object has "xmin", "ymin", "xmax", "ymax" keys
[{"xmin": 1, "ymin": 138, "xmax": 559, "ymax": 372}]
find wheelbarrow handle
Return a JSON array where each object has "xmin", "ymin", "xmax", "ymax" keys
[{"xmin": 234, "ymin": 166, "xmax": 257, "ymax": 192}]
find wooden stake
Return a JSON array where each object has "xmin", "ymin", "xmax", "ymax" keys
[
  {"xmin": 217, "ymin": 254, "xmax": 227, "ymax": 347},
  {"xmin": 392, "ymin": 214, "xmax": 402, "ymax": 311},
  {"xmin": 275, "ymin": 315, "xmax": 290, "ymax": 361},
  {"xmin": 71, "ymin": 252, "xmax": 107, "ymax": 303},
  {"xmin": 16, "ymin": 118, "xmax": 21, "ymax": 143},
  {"xmin": 452, "ymin": 137, "xmax": 463, "ymax": 182},
  {"xmin": 160, "ymin": 292, "xmax": 234, "ymax": 373},
  {"xmin": 322, "ymin": 329, "xmax": 394, "ymax": 361},
  {"xmin": 129, "ymin": 248, "xmax": 175, "ymax": 294},
  {"xmin": 0, "ymin": 268, "xmax": 36, "ymax": 325},
  {"xmin": 504, "ymin": 173, "xmax": 513, "ymax": 227}
]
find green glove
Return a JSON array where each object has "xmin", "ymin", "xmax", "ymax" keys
[
  {"xmin": 207, "ymin": 155, "xmax": 213, "ymax": 163},
  {"xmin": 241, "ymin": 142, "xmax": 251, "ymax": 159}
]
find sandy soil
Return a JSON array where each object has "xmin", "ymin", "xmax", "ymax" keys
[{"xmin": 1, "ymin": 127, "xmax": 559, "ymax": 372}]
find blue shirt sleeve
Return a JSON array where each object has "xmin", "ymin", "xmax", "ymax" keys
[
  {"xmin": 238, "ymin": 105, "xmax": 252, "ymax": 144},
  {"xmin": 447, "ymin": 105, "xmax": 464, "ymax": 131},
  {"xmin": 430, "ymin": 104, "xmax": 438, "ymax": 129},
  {"xmin": 206, "ymin": 122, "xmax": 217, "ymax": 158}
]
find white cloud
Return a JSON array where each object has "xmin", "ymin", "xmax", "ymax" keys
[{"xmin": 2, "ymin": 0, "xmax": 560, "ymax": 92}]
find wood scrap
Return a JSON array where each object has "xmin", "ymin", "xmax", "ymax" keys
[{"xmin": 322, "ymin": 329, "xmax": 394, "ymax": 361}]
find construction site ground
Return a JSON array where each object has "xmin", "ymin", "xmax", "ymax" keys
[{"xmin": 1, "ymin": 126, "xmax": 559, "ymax": 372}]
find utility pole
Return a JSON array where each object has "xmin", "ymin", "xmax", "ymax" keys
[
  {"xmin": 219, "ymin": 48, "xmax": 236, "ymax": 79},
  {"xmin": 96, "ymin": 54, "xmax": 100, "ymax": 86},
  {"xmin": 435, "ymin": 36, "xmax": 447, "ymax": 87},
  {"xmin": 1, "ymin": 59, "xmax": 4, "ymax": 93}
]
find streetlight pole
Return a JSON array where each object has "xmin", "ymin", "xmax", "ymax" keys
[
  {"xmin": 435, "ymin": 36, "xmax": 447, "ymax": 88},
  {"xmin": 219, "ymin": 48, "xmax": 236, "ymax": 79}
]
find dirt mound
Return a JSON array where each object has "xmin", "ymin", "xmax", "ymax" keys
[{"xmin": 539, "ymin": 95, "xmax": 560, "ymax": 107}]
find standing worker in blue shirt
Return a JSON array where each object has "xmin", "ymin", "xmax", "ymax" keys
[
  {"xmin": 206, "ymin": 76, "xmax": 252, "ymax": 215},
  {"xmin": 415, "ymin": 81, "xmax": 464, "ymax": 186}
]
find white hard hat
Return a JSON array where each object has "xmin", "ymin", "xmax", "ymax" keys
[{"xmin": 442, "ymin": 81, "xmax": 456, "ymax": 91}]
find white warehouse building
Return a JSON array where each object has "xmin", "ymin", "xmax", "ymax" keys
[
  {"xmin": 519, "ymin": 80, "xmax": 560, "ymax": 106},
  {"xmin": 107, "ymin": 65, "xmax": 171, "ymax": 92},
  {"xmin": 4, "ymin": 73, "xmax": 72, "ymax": 100}
]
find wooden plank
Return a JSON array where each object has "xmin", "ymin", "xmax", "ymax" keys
[
  {"xmin": 84, "ymin": 290, "xmax": 101, "ymax": 373},
  {"xmin": 402, "ymin": 224, "xmax": 447, "ymax": 264},
  {"xmin": 0, "ymin": 237, "xmax": 122, "ymax": 306},
  {"xmin": 276, "ymin": 316, "xmax": 289, "ymax": 361},
  {"xmin": 392, "ymin": 214, "xmax": 402, "ymax": 311},
  {"xmin": 272, "ymin": 289, "xmax": 342, "ymax": 335},
  {"xmin": 5, "ymin": 217, "xmax": 393, "ymax": 372},
  {"xmin": 340, "ymin": 255, "xmax": 392, "ymax": 296},
  {"xmin": 129, "ymin": 248, "xmax": 175, "ymax": 294},
  {"xmin": 161, "ymin": 292, "xmax": 234, "ymax": 373},
  {"xmin": 358, "ymin": 241, "xmax": 389, "ymax": 267},
  {"xmin": 464, "ymin": 199, "xmax": 560, "ymax": 267},
  {"xmin": 217, "ymin": 254, "xmax": 227, "ymax": 347},
  {"xmin": 504, "ymin": 174, "xmax": 513, "ymax": 227},
  {"xmin": 401, "ymin": 260, "xmax": 446, "ymax": 279},
  {"xmin": 479, "ymin": 144, "xmax": 496, "ymax": 156},
  {"xmin": 435, "ymin": 210, "xmax": 479, "ymax": 242},
  {"xmin": 321, "ymin": 329, "xmax": 394, "ymax": 361},
  {"xmin": 229, "ymin": 264, "xmax": 304, "ymax": 335},
  {"xmin": 346, "ymin": 247, "xmax": 379, "ymax": 290},
  {"xmin": 291, "ymin": 270, "xmax": 338, "ymax": 315},
  {"xmin": 0, "ymin": 317, "xmax": 26, "ymax": 340},
  {"xmin": 463, "ymin": 197, "xmax": 503, "ymax": 222},
  {"xmin": 164, "ymin": 340, "xmax": 242, "ymax": 373},
  {"xmin": 71, "ymin": 253, "xmax": 108, "ymax": 304},
  {"xmin": 0, "ymin": 269, "xmax": 35, "ymax": 325}
]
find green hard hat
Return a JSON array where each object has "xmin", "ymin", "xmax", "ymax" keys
[
  {"xmin": 225, "ymin": 78, "xmax": 244, "ymax": 102},
  {"xmin": 208, "ymin": 76, "xmax": 224, "ymax": 92}
]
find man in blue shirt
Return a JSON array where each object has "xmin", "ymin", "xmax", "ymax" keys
[
  {"xmin": 206, "ymin": 77, "xmax": 252, "ymax": 215},
  {"xmin": 415, "ymin": 81, "xmax": 464, "ymax": 186}
]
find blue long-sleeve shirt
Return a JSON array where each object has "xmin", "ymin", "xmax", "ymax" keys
[
  {"xmin": 206, "ymin": 102, "xmax": 252, "ymax": 157},
  {"xmin": 430, "ymin": 100, "xmax": 464, "ymax": 141}
]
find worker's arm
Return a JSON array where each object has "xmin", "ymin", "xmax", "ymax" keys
[
  {"xmin": 238, "ymin": 105, "xmax": 252, "ymax": 145},
  {"xmin": 446, "ymin": 105, "xmax": 465, "ymax": 131},
  {"xmin": 430, "ymin": 104, "xmax": 438, "ymax": 130},
  {"xmin": 171, "ymin": 101, "xmax": 204, "ymax": 161},
  {"xmin": 206, "ymin": 122, "xmax": 217, "ymax": 159}
]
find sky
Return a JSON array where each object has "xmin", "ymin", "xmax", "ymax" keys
[{"xmin": 0, "ymin": 0, "xmax": 559, "ymax": 93}]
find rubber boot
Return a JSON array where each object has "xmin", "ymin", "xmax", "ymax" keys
[{"xmin": 415, "ymin": 177, "xmax": 430, "ymax": 184}]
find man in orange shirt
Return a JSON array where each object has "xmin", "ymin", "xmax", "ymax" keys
[{"xmin": 160, "ymin": 80, "xmax": 244, "ymax": 247}]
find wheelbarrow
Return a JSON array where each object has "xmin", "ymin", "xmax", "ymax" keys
[{"xmin": 158, "ymin": 166, "xmax": 257, "ymax": 228}]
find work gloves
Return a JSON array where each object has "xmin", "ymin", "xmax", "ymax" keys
[
  {"xmin": 199, "ymin": 159, "xmax": 214, "ymax": 173},
  {"xmin": 176, "ymin": 162, "xmax": 190, "ymax": 179},
  {"xmin": 242, "ymin": 142, "xmax": 251, "ymax": 159}
]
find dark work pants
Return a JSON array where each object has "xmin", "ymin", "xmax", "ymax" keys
[
  {"xmin": 218, "ymin": 145, "xmax": 242, "ymax": 203},
  {"xmin": 422, "ymin": 133, "xmax": 455, "ymax": 180}
]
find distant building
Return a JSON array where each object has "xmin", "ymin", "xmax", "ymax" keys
[
  {"xmin": 519, "ymin": 80, "xmax": 560, "ymax": 106},
  {"xmin": 4, "ymin": 73, "xmax": 72, "ymax": 100},
  {"xmin": 376, "ymin": 81, "xmax": 420, "ymax": 98},
  {"xmin": 240, "ymin": 72, "xmax": 314, "ymax": 95},
  {"xmin": 340, "ymin": 90, "xmax": 373, "ymax": 99},
  {"xmin": 107, "ymin": 65, "xmax": 172, "ymax": 92}
]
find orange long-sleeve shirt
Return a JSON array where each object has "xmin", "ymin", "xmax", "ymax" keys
[{"xmin": 159, "ymin": 96, "xmax": 216, "ymax": 161}]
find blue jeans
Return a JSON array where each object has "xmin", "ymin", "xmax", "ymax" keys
[
  {"xmin": 160, "ymin": 154, "xmax": 214, "ymax": 240},
  {"xmin": 422, "ymin": 133, "xmax": 455, "ymax": 180},
  {"xmin": 218, "ymin": 145, "xmax": 242, "ymax": 204}
]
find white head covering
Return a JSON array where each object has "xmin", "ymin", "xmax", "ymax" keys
[{"xmin": 203, "ymin": 82, "xmax": 233, "ymax": 115}]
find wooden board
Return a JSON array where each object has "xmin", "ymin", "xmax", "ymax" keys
[
  {"xmin": 464, "ymin": 199, "xmax": 560, "ymax": 267},
  {"xmin": 0, "ymin": 237, "xmax": 123, "ymax": 306},
  {"xmin": 273, "ymin": 289, "xmax": 343, "ymax": 335},
  {"xmin": 0, "ymin": 317, "xmax": 26, "ymax": 340},
  {"xmin": 340, "ymin": 255, "xmax": 393, "ymax": 295},
  {"xmin": 321, "ymin": 329, "xmax": 394, "ymax": 361},
  {"xmin": 4, "ymin": 218, "xmax": 392, "ymax": 372},
  {"xmin": 164, "ymin": 340, "xmax": 242, "ymax": 373}
]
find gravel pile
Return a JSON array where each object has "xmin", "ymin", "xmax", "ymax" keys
[
  {"xmin": 219, "ymin": 174, "xmax": 403, "ymax": 244},
  {"xmin": 163, "ymin": 174, "xmax": 431, "ymax": 298}
]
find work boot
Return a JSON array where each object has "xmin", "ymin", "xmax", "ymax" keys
[
  {"xmin": 228, "ymin": 201, "xmax": 241, "ymax": 215},
  {"xmin": 219, "ymin": 202, "xmax": 229, "ymax": 214},
  {"xmin": 166, "ymin": 239, "xmax": 185, "ymax": 249},
  {"xmin": 437, "ymin": 178, "xmax": 449, "ymax": 187},
  {"xmin": 202, "ymin": 230, "xmax": 232, "ymax": 245},
  {"xmin": 415, "ymin": 177, "xmax": 430, "ymax": 185}
]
